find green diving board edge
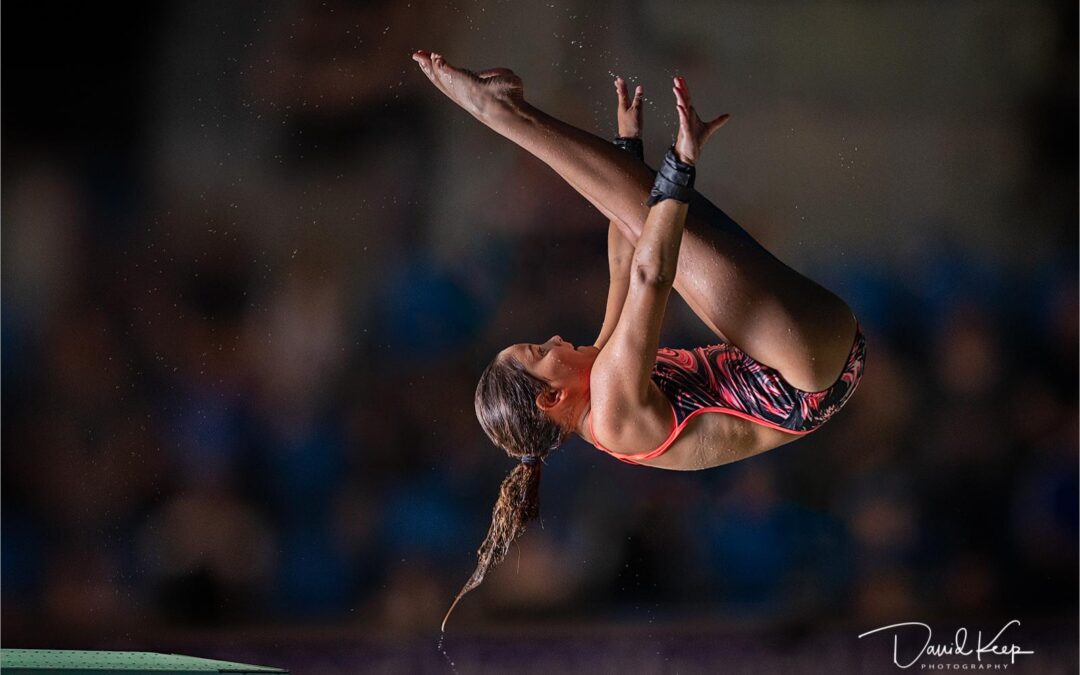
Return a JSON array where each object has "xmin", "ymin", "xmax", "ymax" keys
[{"xmin": 0, "ymin": 650, "xmax": 288, "ymax": 674}]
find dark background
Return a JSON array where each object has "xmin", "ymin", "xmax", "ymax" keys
[{"xmin": 3, "ymin": 1, "xmax": 1077, "ymax": 673}]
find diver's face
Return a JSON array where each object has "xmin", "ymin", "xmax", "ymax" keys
[{"xmin": 503, "ymin": 335, "xmax": 598, "ymax": 388}]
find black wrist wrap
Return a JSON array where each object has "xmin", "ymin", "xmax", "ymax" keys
[
  {"xmin": 613, "ymin": 136, "xmax": 644, "ymax": 161},
  {"xmin": 645, "ymin": 147, "xmax": 695, "ymax": 206}
]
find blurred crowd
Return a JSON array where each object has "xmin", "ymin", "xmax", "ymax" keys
[{"xmin": 2, "ymin": 0, "xmax": 1076, "ymax": 646}]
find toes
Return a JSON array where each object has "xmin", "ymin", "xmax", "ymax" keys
[
  {"xmin": 433, "ymin": 54, "xmax": 471, "ymax": 83},
  {"xmin": 430, "ymin": 52, "xmax": 447, "ymax": 75},
  {"xmin": 477, "ymin": 67, "xmax": 515, "ymax": 79},
  {"xmin": 414, "ymin": 51, "xmax": 455, "ymax": 98},
  {"xmin": 413, "ymin": 50, "xmax": 436, "ymax": 79},
  {"xmin": 429, "ymin": 53, "xmax": 455, "ymax": 88}
]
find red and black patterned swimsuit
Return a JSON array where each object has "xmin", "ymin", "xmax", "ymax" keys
[{"xmin": 590, "ymin": 324, "xmax": 866, "ymax": 465}]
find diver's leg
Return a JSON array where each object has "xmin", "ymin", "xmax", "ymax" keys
[{"xmin": 416, "ymin": 52, "xmax": 855, "ymax": 392}]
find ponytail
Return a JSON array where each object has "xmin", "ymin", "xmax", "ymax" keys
[{"xmin": 441, "ymin": 458, "xmax": 543, "ymax": 631}]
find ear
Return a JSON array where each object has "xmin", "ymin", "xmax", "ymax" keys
[{"xmin": 535, "ymin": 387, "xmax": 565, "ymax": 413}]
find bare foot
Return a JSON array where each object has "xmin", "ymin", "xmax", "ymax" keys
[{"xmin": 412, "ymin": 50, "xmax": 524, "ymax": 122}]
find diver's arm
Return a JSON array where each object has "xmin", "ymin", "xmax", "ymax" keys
[
  {"xmin": 591, "ymin": 77, "xmax": 729, "ymax": 405},
  {"xmin": 592, "ymin": 198, "xmax": 687, "ymax": 402},
  {"xmin": 594, "ymin": 76, "xmax": 645, "ymax": 351},
  {"xmin": 593, "ymin": 221, "xmax": 634, "ymax": 350}
]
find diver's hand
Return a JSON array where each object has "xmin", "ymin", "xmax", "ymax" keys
[
  {"xmin": 672, "ymin": 76, "xmax": 729, "ymax": 165},
  {"xmin": 614, "ymin": 77, "xmax": 644, "ymax": 139}
]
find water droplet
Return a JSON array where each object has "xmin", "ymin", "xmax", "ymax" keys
[{"xmin": 437, "ymin": 633, "xmax": 459, "ymax": 674}]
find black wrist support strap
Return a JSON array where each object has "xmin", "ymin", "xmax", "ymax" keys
[
  {"xmin": 613, "ymin": 136, "xmax": 644, "ymax": 161},
  {"xmin": 646, "ymin": 147, "xmax": 696, "ymax": 206}
]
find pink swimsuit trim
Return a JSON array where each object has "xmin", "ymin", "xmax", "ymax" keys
[{"xmin": 588, "ymin": 399, "xmax": 810, "ymax": 466}]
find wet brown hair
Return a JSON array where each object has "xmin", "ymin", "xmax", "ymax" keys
[{"xmin": 440, "ymin": 352, "xmax": 567, "ymax": 631}]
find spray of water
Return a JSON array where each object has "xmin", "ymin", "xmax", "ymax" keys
[{"xmin": 436, "ymin": 632, "xmax": 460, "ymax": 674}]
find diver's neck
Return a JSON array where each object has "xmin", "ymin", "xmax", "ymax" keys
[{"xmin": 573, "ymin": 397, "xmax": 593, "ymax": 442}]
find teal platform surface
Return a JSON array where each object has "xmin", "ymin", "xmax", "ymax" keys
[{"xmin": 0, "ymin": 650, "xmax": 287, "ymax": 674}]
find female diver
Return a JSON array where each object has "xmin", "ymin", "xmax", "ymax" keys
[{"xmin": 411, "ymin": 51, "xmax": 865, "ymax": 630}]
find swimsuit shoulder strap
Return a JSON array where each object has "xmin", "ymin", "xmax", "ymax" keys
[{"xmin": 588, "ymin": 400, "xmax": 680, "ymax": 466}]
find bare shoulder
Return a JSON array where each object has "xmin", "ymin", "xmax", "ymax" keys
[{"xmin": 586, "ymin": 379, "xmax": 674, "ymax": 457}]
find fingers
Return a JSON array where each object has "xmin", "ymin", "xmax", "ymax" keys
[
  {"xmin": 676, "ymin": 104, "xmax": 690, "ymax": 129},
  {"xmin": 614, "ymin": 76, "xmax": 629, "ymax": 109},
  {"xmin": 672, "ymin": 76, "xmax": 691, "ymax": 128},
  {"xmin": 614, "ymin": 77, "xmax": 645, "ymax": 111},
  {"xmin": 672, "ymin": 76, "xmax": 691, "ymax": 110},
  {"xmin": 673, "ymin": 76, "xmax": 728, "ymax": 130},
  {"xmin": 707, "ymin": 113, "xmax": 731, "ymax": 134},
  {"xmin": 672, "ymin": 86, "xmax": 688, "ymax": 112}
]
